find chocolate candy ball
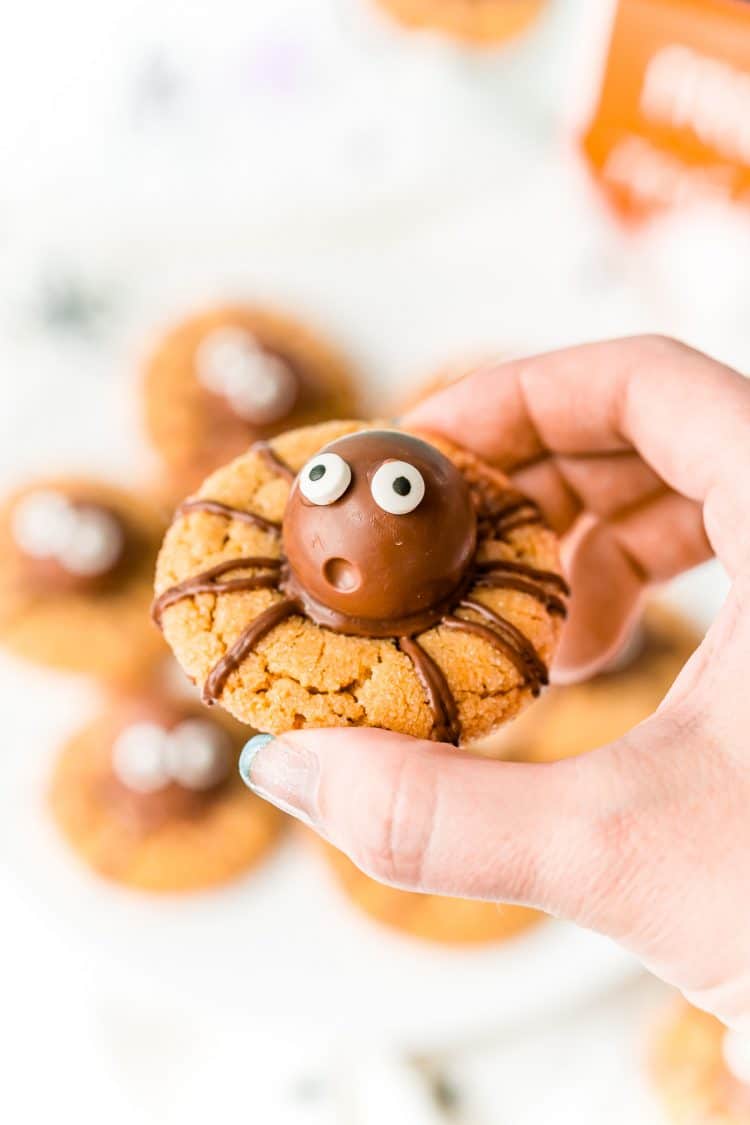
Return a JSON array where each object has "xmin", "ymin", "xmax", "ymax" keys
[{"xmin": 282, "ymin": 431, "xmax": 477, "ymax": 635}]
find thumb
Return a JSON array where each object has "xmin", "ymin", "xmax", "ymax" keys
[{"xmin": 238, "ymin": 724, "xmax": 642, "ymax": 921}]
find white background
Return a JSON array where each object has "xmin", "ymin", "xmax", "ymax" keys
[{"xmin": 0, "ymin": 0, "xmax": 748, "ymax": 1120}]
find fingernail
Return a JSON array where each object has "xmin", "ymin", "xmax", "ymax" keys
[{"xmin": 238, "ymin": 733, "xmax": 319, "ymax": 827}]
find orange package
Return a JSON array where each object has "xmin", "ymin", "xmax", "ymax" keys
[{"xmin": 582, "ymin": 0, "xmax": 750, "ymax": 221}]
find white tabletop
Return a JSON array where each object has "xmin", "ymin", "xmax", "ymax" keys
[{"xmin": 1, "ymin": 0, "xmax": 746, "ymax": 1120}]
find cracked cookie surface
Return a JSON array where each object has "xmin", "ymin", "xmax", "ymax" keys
[{"xmin": 154, "ymin": 420, "xmax": 567, "ymax": 745}]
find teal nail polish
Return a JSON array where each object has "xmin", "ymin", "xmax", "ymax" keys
[{"xmin": 238, "ymin": 733, "xmax": 274, "ymax": 787}]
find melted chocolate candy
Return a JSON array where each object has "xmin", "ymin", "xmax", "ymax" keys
[
  {"xmin": 103, "ymin": 699, "xmax": 231, "ymax": 830},
  {"xmin": 281, "ymin": 431, "xmax": 477, "ymax": 636}
]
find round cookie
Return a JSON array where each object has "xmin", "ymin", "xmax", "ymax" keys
[
  {"xmin": 142, "ymin": 304, "xmax": 359, "ymax": 497},
  {"xmin": 154, "ymin": 420, "xmax": 569, "ymax": 746},
  {"xmin": 0, "ymin": 478, "xmax": 166, "ymax": 685},
  {"xmin": 49, "ymin": 694, "xmax": 284, "ymax": 892},
  {"xmin": 374, "ymin": 0, "xmax": 548, "ymax": 47},
  {"xmin": 651, "ymin": 1001, "xmax": 750, "ymax": 1124},
  {"xmin": 318, "ymin": 838, "xmax": 542, "ymax": 945}
]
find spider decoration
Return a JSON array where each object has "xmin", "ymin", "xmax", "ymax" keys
[{"xmin": 153, "ymin": 430, "xmax": 570, "ymax": 745}]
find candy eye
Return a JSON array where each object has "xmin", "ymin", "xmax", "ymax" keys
[
  {"xmin": 370, "ymin": 460, "xmax": 425, "ymax": 515},
  {"xmin": 298, "ymin": 453, "xmax": 352, "ymax": 505},
  {"xmin": 111, "ymin": 722, "xmax": 170, "ymax": 793},
  {"xmin": 165, "ymin": 720, "xmax": 230, "ymax": 790}
]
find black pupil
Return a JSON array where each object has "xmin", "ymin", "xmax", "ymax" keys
[
  {"xmin": 392, "ymin": 476, "xmax": 411, "ymax": 496},
  {"xmin": 309, "ymin": 464, "xmax": 326, "ymax": 481}
]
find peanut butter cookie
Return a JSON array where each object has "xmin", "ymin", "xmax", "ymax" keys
[{"xmin": 154, "ymin": 420, "xmax": 568, "ymax": 746}]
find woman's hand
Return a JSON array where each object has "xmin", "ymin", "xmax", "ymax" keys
[{"xmin": 240, "ymin": 337, "xmax": 750, "ymax": 1030}]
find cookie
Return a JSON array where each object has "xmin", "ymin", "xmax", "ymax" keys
[
  {"xmin": 486, "ymin": 602, "xmax": 701, "ymax": 764},
  {"xmin": 318, "ymin": 837, "xmax": 542, "ymax": 944},
  {"xmin": 49, "ymin": 693, "xmax": 284, "ymax": 892},
  {"xmin": 142, "ymin": 304, "xmax": 359, "ymax": 497},
  {"xmin": 374, "ymin": 0, "xmax": 548, "ymax": 46},
  {"xmin": 651, "ymin": 1001, "xmax": 750, "ymax": 1124},
  {"xmin": 0, "ymin": 478, "xmax": 166, "ymax": 684},
  {"xmin": 154, "ymin": 420, "xmax": 569, "ymax": 746}
]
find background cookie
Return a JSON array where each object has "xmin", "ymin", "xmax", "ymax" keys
[
  {"xmin": 651, "ymin": 1000, "xmax": 750, "ymax": 1124},
  {"xmin": 154, "ymin": 419, "xmax": 568, "ymax": 746},
  {"xmin": 485, "ymin": 602, "xmax": 701, "ymax": 764},
  {"xmin": 49, "ymin": 694, "xmax": 284, "ymax": 892},
  {"xmin": 142, "ymin": 304, "xmax": 359, "ymax": 498},
  {"xmin": 0, "ymin": 477, "xmax": 166, "ymax": 685},
  {"xmin": 373, "ymin": 0, "xmax": 548, "ymax": 46},
  {"xmin": 317, "ymin": 837, "xmax": 542, "ymax": 945}
]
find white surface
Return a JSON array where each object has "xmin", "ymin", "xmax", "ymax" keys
[{"xmin": 0, "ymin": 0, "xmax": 746, "ymax": 1121}]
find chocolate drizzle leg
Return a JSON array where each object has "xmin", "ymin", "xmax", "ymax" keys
[
  {"xmin": 251, "ymin": 440, "xmax": 295, "ymax": 483},
  {"xmin": 176, "ymin": 498, "xmax": 280, "ymax": 535},
  {"xmin": 202, "ymin": 597, "xmax": 300, "ymax": 704},
  {"xmin": 475, "ymin": 559, "xmax": 570, "ymax": 616},
  {"xmin": 399, "ymin": 636, "xmax": 460, "ymax": 745},
  {"xmin": 151, "ymin": 556, "xmax": 282, "ymax": 625},
  {"xmin": 444, "ymin": 598, "xmax": 549, "ymax": 696}
]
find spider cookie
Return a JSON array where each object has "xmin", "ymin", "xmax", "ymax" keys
[
  {"xmin": 154, "ymin": 420, "xmax": 568, "ymax": 745},
  {"xmin": 651, "ymin": 1001, "xmax": 750, "ymax": 1124},
  {"xmin": 0, "ymin": 478, "xmax": 165, "ymax": 684},
  {"xmin": 374, "ymin": 0, "xmax": 548, "ymax": 47},
  {"xmin": 319, "ymin": 838, "xmax": 541, "ymax": 945},
  {"xmin": 49, "ymin": 693, "xmax": 283, "ymax": 892},
  {"xmin": 142, "ymin": 304, "xmax": 358, "ymax": 497}
]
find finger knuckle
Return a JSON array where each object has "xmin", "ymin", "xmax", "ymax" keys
[{"xmin": 355, "ymin": 750, "xmax": 438, "ymax": 890}]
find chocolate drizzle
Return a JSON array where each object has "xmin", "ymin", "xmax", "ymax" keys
[
  {"xmin": 475, "ymin": 491, "xmax": 543, "ymax": 541},
  {"xmin": 151, "ymin": 556, "xmax": 281, "ymax": 624},
  {"xmin": 202, "ymin": 597, "xmax": 300, "ymax": 704},
  {"xmin": 176, "ymin": 498, "xmax": 280, "ymax": 535},
  {"xmin": 251, "ymin": 440, "xmax": 295, "ymax": 483},
  {"xmin": 447, "ymin": 597, "xmax": 549, "ymax": 695},
  {"xmin": 399, "ymin": 636, "xmax": 460, "ymax": 745},
  {"xmin": 475, "ymin": 559, "xmax": 570, "ymax": 616}
]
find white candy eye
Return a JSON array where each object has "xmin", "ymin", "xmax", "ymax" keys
[
  {"xmin": 298, "ymin": 453, "xmax": 351, "ymax": 506},
  {"xmin": 111, "ymin": 723, "xmax": 170, "ymax": 793},
  {"xmin": 11, "ymin": 491, "xmax": 76, "ymax": 558},
  {"xmin": 370, "ymin": 461, "xmax": 425, "ymax": 515},
  {"xmin": 57, "ymin": 507, "xmax": 124, "ymax": 576},
  {"xmin": 165, "ymin": 720, "xmax": 230, "ymax": 790}
]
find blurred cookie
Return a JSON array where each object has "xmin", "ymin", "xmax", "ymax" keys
[
  {"xmin": 651, "ymin": 1000, "xmax": 750, "ymax": 1124},
  {"xmin": 374, "ymin": 0, "xmax": 548, "ymax": 46},
  {"xmin": 154, "ymin": 420, "xmax": 568, "ymax": 746},
  {"xmin": 319, "ymin": 839, "xmax": 542, "ymax": 944},
  {"xmin": 49, "ymin": 694, "xmax": 283, "ymax": 892},
  {"xmin": 493, "ymin": 602, "xmax": 701, "ymax": 764},
  {"xmin": 0, "ymin": 478, "xmax": 165, "ymax": 684},
  {"xmin": 142, "ymin": 304, "xmax": 359, "ymax": 497}
]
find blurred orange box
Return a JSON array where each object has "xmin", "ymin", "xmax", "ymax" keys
[{"xmin": 582, "ymin": 0, "xmax": 750, "ymax": 221}]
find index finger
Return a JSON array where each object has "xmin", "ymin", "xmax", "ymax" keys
[{"xmin": 404, "ymin": 336, "xmax": 750, "ymax": 574}]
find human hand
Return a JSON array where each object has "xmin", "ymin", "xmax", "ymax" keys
[{"xmin": 240, "ymin": 337, "xmax": 750, "ymax": 1029}]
